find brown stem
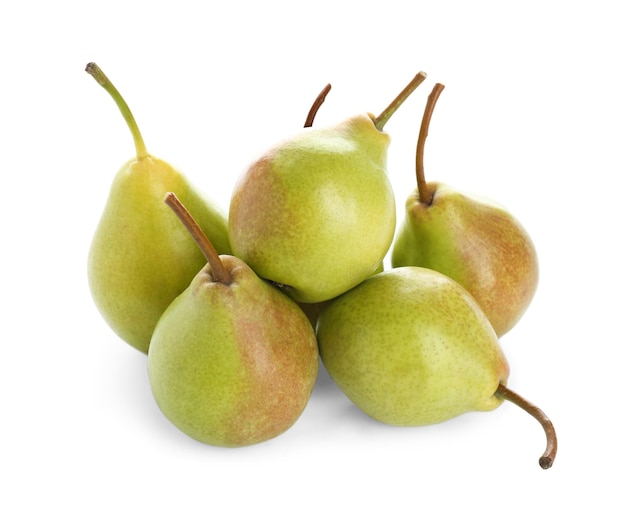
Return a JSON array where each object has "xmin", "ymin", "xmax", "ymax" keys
[
  {"xmin": 164, "ymin": 192, "xmax": 232, "ymax": 285},
  {"xmin": 374, "ymin": 71, "xmax": 428, "ymax": 131},
  {"xmin": 415, "ymin": 83, "xmax": 445, "ymax": 206},
  {"xmin": 304, "ymin": 83, "xmax": 332, "ymax": 128},
  {"xmin": 495, "ymin": 383, "xmax": 557, "ymax": 469}
]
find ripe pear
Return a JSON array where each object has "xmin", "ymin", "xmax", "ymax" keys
[
  {"xmin": 228, "ymin": 72, "xmax": 427, "ymax": 303},
  {"xmin": 148, "ymin": 193, "xmax": 319, "ymax": 447},
  {"xmin": 85, "ymin": 63, "xmax": 231, "ymax": 353},
  {"xmin": 391, "ymin": 83, "xmax": 539, "ymax": 337},
  {"xmin": 316, "ymin": 266, "xmax": 557, "ymax": 468}
]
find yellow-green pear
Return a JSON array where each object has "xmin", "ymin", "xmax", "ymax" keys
[
  {"xmin": 86, "ymin": 63, "xmax": 231, "ymax": 353},
  {"xmin": 148, "ymin": 193, "xmax": 318, "ymax": 447},
  {"xmin": 391, "ymin": 83, "xmax": 539, "ymax": 337},
  {"xmin": 228, "ymin": 72, "xmax": 427, "ymax": 303},
  {"xmin": 316, "ymin": 266, "xmax": 557, "ymax": 468}
]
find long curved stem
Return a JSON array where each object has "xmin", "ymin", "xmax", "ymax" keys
[
  {"xmin": 415, "ymin": 83, "xmax": 445, "ymax": 206},
  {"xmin": 164, "ymin": 192, "xmax": 232, "ymax": 285},
  {"xmin": 304, "ymin": 84, "xmax": 332, "ymax": 128},
  {"xmin": 495, "ymin": 383, "xmax": 557, "ymax": 469},
  {"xmin": 374, "ymin": 71, "xmax": 428, "ymax": 131},
  {"xmin": 85, "ymin": 62, "xmax": 149, "ymax": 159}
]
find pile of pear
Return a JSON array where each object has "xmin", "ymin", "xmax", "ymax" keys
[{"xmin": 85, "ymin": 63, "xmax": 556, "ymax": 468}]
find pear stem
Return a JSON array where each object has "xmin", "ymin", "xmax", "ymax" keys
[
  {"xmin": 415, "ymin": 83, "xmax": 445, "ymax": 206},
  {"xmin": 374, "ymin": 71, "xmax": 428, "ymax": 131},
  {"xmin": 85, "ymin": 62, "xmax": 149, "ymax": 160},
  {"xmin": 164, "ymin": 192, "xmax": 232, "ymax": 285},
  {"xmin": 304, "ymin": 83, "xmax": 332, "ymax": 128},
  {"xmin": 495, "ymin": 383, "xmax": 557, "ymax": 469}
]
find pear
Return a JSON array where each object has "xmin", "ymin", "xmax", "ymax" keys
[
  {"xmin": 316, "ymin": 266, "xmax": 557, "ymax": 468},
  {"xmin": 228, "ymin": 72, "xmax": 428, "ymax": 303},
  {"xmin": 391, "ymin": 83, "xmax": 539, "ymax": 337},
  {"xmin": 148, "ymin": 193, "xmax": 319, "ymax": 447},
  {"xmin": 85, "ymin": 62, "xmax": 231, "ymax": 353}
]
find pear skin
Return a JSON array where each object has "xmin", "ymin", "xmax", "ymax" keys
[
  {"xmin": 317, "ymin": 266, "xmax": 510, "ymax": 426},
  {"xmin": 229, "ymin": 113, "xmax": 395, "ymax": 303},
  {"xmin": 148, "ymin": 255, "xmax": 319, "ymax": 447},
  {"xmin": 392, "ymin": 182, "xmax": 539, "ymax": 337},
  {"xmin": 296, "ymin": 260, "xmax": 383, "ymax": 328}
]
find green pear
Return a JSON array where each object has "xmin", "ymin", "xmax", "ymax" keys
[
  {"xmin": 228, "ymin": 72, "xmax": 428, "ymax": 303},
  {"xmin": 391, "ymin": 83, "xmax": 539, "ymax": 337},
  {"xmin": 318, "ymin": 266, "xmax": 509, "ymax": 425},
  {"xmin": 316, "ymin": 266, "xmax": 557, "ymax": 469},
  {"xmin": 148, "ymin": 193, "xmax": 319, "ymax": 447},
  {"xmin": 85, "ymin": 63, "xmax": 231, "ymax": 354}
]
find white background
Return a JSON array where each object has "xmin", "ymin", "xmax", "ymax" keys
[{"xmin": 2, "ymin": 1, "xmax": 624, "ymax": 507}]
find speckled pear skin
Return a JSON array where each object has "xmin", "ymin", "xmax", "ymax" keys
[
  {"xmin": 392, "ymin": 182, "xmax": 539, "ymax": 337},
  {"xmin": 228, "ymin": 113, "xmax": 396, "ymax": 304},
  {"xmin": 316, "ymin": 266, "xmax": 509, "ymax": 426},
  {"xmin": 147, "ymin": 255, "xmax": 319, "ymax": 447},
  {"xmin": 88, "ymin": 156, "xmax": 231, "ymax": 354}
]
